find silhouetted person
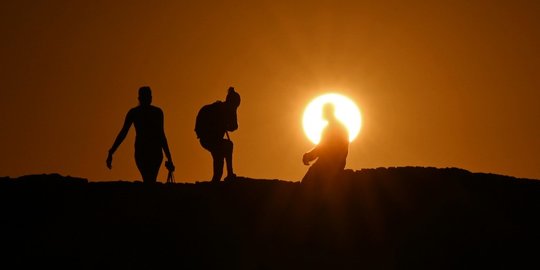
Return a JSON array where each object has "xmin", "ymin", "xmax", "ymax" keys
[
  {"xmin": 195, "ymin": 87, "xmax": 241, "ymax": 182},
  {"xmin": 302, "ymin": 103, "xmax": 349, "ymax": 184},
  {"xmin": 106, "ymin": 86, "xmax": 174, "ymax": 183}
]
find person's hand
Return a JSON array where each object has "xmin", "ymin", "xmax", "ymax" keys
[
  {"xmin": 165, "ymin": 160, "xmax": 175, "ymax": 172},
  {"xmin": 106, "ymin": 152, "xmax": 113, "ymax": 169},
  {"xmin": 302, "ymin": 153, "xmax": 312, "ymax": 166}
]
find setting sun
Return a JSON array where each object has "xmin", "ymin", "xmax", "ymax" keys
[{"xmin": 303, "ymin": 93, "xmax": 362, "ymax": 144}]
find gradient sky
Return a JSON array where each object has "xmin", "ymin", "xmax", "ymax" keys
[{"xmin": 1, "ymin": 0, "xmax": 539, "ymax": 182}]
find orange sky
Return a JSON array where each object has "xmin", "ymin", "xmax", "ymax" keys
[{"xmin": 1, "ymin": 1, "xmax": 539, "ymax": 182}]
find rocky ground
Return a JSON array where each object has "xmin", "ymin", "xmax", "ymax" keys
[{"xmin": 1, "ymin": 167, "xmax": 539, "ymax": 269}]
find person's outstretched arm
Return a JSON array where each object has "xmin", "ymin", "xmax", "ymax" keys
[
  {"xmin": 162, "ymin": 135, "xmax": 173, "ymax": 163},
  {"xmin": 303, "ymin": 128, "xmax": 326, "ymax": 165},
  {"xmin": 106, "ymin": 110, "xmax": 134, "ymax": 169},
  {"xmin": 162, "ymin": 135, "xmax": 174, "ymax": 172}
]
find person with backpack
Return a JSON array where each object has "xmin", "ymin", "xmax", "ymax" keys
[{"xmin": 195, "ymin": 87, "xmax": 241, "ymax": 182}]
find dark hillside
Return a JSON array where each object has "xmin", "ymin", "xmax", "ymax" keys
[{"xmin": 1, "ymin": 168, "xmax": 539, "ymax": 269}]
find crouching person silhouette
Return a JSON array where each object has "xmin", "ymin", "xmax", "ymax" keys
[
  {"xmin": 106, "ymin": 86, "xmax": 174, "ymax": 183},
  {"xmin": 302, "ymin": 103, "xmax": 349, "ymax": 184},
  {"xmin": 195, "ymin": 87, "xmax": 240, "ymax": 182}
]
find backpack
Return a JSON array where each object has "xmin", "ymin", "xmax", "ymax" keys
[{"xmin": 195, "ymin": 102, "xmax": 222, "ymax": 139}]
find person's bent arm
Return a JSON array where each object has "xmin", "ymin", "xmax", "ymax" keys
[
  {"xmin": 106, "ymin": 110, "xmax": 133, "ymax": 169},
  {"xmin": 302, "ymin": 146, "xmax": 320, "ymax": 165}
]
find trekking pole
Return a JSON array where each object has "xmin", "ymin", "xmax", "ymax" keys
[
  {"xmin": 165, "ymin": 161, "xmax": 175, "ymax": 184},
  {"xmin": 167, "ymin": 170, "xmax": 175, "ymax": 183}
]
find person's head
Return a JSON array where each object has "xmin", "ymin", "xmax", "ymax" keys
[
  {"xmin": 138, "ymin": 86, "xmax": 152, "ymax": 106},
  {"xmin": 225, "ymin": 86, "xmax": 241, "ymax": 109},
  {"xmin": 322, "ymin": 103, "xmax": 337, "ymax": 121}
]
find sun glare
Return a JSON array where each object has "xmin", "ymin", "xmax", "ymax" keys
[{"xmin": 303, "ymin": 93, "xmax": 362, "ymax": 144}]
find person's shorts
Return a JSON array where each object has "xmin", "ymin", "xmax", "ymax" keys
[{"xmin": 200, "ymin": 138, "xmax": 232, "ymax": 156}]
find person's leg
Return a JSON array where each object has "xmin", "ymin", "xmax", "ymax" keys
[
  {"xmin": 147, "ymin": 151, "xmax": 163, "ymax": 183},
  {"xmin": 223, "ymin": 139, "xmax": 235, "ymax": 180},
  {"xmin": 210, "ymin": 150, "xmax": 224, "ymax": 182},
  {"xmin": 141, "ymin": 170, "xmax": 155, "ymax": 183},
  {"xmin": 201, "ymin": 139, "xmax": 224, "ymax": 182},
  {"xmin": 135, "ymin": 147, "xmax": 162, "ymax": 184},
  {"xmin": 135, "ymin": 154, "xmax": 152, "ymax": 183}
]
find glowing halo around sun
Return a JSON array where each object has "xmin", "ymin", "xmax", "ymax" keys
[{"xmin": 303, "ymin": 93, "xmax": 362, "ymax": 144}]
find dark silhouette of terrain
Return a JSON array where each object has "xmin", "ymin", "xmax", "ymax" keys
[{"xmin": 1, "ymin": 168, "xmax": 539, "ymax": 269}]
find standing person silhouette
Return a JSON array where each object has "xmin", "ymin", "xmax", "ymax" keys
[
  {"xmin": 106, "ymin": 86, "xmax": 174, "ymax": 183},
  {"xmin": 195, "ymin": 87, "xmax": 240, "ymax": 182},
  {"xmin": 302, "ymin": 103, "xmax": 349, "ymax": 184}
]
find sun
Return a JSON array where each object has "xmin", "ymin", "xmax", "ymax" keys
[{"xmin": 303, "ymin": 93, "xmax": 362, "ymax": 144}]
